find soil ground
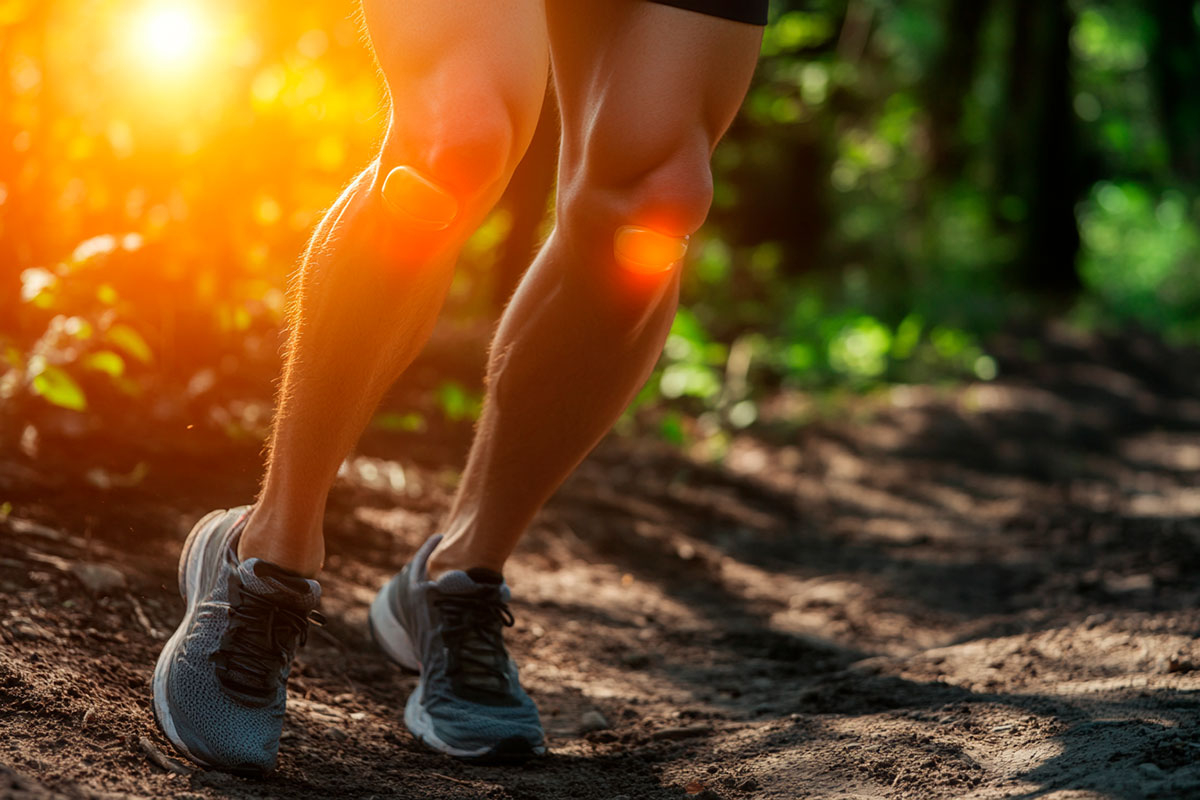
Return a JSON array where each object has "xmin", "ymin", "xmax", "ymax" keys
[{"xmin": 3, "ymin": 325, "xmax": 1200, "ymax": 800}]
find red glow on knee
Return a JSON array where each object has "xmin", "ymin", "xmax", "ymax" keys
[
  {"xmin": 613, "ymin": 226, "xmax": 689, "ymax": 274},
  {"xmin": 381, "ymin": 166, "xmax": 459, "ymax": 230}
]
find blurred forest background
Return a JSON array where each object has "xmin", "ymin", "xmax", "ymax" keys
[{"xmin": 1, "ymin": 0, "xmax": 1198, "ymax": 463}]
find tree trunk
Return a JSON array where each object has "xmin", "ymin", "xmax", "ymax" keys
[
  {"xmin": 926, "ymin": 0, "xmax": 991, "ymax": 179},
  {"xmin": 997, "ymin": 0, "xmax": 1079, "ymax": 297},
  {"xmin": 1148, "ymin": 0, "xmax": 1200, "ymax": 185}
]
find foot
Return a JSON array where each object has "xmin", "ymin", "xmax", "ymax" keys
[
  {"xmin": 152, "ymin": 507, "xmax": 323, "ymax": 775},
  {"xmin": 368, "ymin": 535, "xmax": 545, "ymax": 761}
]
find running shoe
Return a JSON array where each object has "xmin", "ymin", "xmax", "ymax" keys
[
  {"xmin": 368, "ymin": 535, "xmax": 545, "ymax": 761},
  {"xmin": 151, "ymin": 507, "xmax": 323, "ymax": 775}
]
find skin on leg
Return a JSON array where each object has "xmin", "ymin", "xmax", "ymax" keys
[
  {"xmin": 238, "ymin": 0, "xmax": 549, "ymax": 576},
  {"xmin": 427, "ymin": 0, "xmax": 762, "ymax": 577}
]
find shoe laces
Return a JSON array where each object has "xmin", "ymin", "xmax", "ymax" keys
[
  {"xmin": 212, "ymin": 574, "xmax": 325, "ymax": 706},
  {"xmin": 434, "ymin": 587, "xmax": 516, "ymax": 703}
]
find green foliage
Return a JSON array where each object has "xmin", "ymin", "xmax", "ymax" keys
[
  {"xmin": 628, "ymin": 282, "xmax": 998, "ymax": 448},
  {"xmin": 82, "ymin": 351, "xmax": 125, "ymax": 377},
  {"xmin": 30, "ymin": 363, "xmax": 87, "ymax": 411},
  {"xmin": 106, "ymin": 324, "xmax": 153, "ymax": 364},
  {"xmin": 435, "ymin": 382, "xmax": 482, "ymax": 423},
  {"xmin": 1, "ymin": 235, "xmax": 159, "ymax": 414},
  {"xmin": 4, "ymin": 0, "xmax": 1199, "ymax": 455},
  {"xmin": 1076, "ymin": 182, "xmax": 1200, "ymax": 338}
]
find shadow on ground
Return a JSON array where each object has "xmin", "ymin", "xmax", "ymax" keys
[{"xmin": 3, "ymin": 326, "xmax": 1200, "ymax": 799}]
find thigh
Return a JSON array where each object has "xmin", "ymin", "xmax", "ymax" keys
[
  {"xmin": 362, "ymin": 0, "xmax": 550, "ymax": 189},
  {"xmin": 546, "ymin": 0, "xmax": 762, "ymax": 183}
]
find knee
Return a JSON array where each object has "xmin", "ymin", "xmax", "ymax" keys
[
  {"xmin": 378, "ymin": 101, "xmax": 519, "ymax": 232},
  {"xmin": 558, "ymin": 142, "xmax": 714, "ymax": 277}
]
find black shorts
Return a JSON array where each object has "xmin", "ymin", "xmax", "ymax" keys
[{"xmin": 648, "ymin": 0, "xmax": 768, "ymax": 26}]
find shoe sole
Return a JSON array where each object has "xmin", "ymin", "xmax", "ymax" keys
[
  {"xmin": 403, "ymin": 682, "xmax": 546, "ymax": 762},
  {"xmin": 151, "ymin": 509, "xmax": 267, "ymax": 777},
  {"xmin": 368, "ymin": 577, "xmax": 546, "ymax": 762}
]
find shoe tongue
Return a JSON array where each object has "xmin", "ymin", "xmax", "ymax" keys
[
  {"xmin": 467, "ymin": 567, "xmax": 504, "ymax": 585},
  {"xmin": 238, "ymin": 558, "xmax": 322, "ymax": 611},
  {"xmin": 434, "ymin": 568, "xmax": 507, "ymax": 597}
]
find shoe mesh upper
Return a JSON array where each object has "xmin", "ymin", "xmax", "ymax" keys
[
  {"xmin": 158, "ymin": 509, "xmax": 320, "ymax": 772},
  {"xmin": 390, "ymin": 537, "xmax": 544, "ymax": 753}
]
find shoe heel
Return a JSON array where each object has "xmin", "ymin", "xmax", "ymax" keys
[
  {"xmin": 177, "ymin": 509, "xmax": 226, "ymax": 598},
  {"xmin": 369, "ymin": 579, "xmax": 421, "ymax": 672}
]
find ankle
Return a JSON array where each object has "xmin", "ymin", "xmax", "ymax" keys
[
  {"xmin": 238, "ymin": 508, "xmax": 325, "ymax": 578},
  {"xmin": 426, "ymin": 540, "xmax": 505, "ymax": 581}
]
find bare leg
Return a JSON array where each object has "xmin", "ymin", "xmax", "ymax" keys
[
  {"xmin": 238, "ymin": 0, "xmax": 548, "ymax": 576},
  {"xmin": 428, "ymin": 0, "xmax": 762, "ymax": 577}
]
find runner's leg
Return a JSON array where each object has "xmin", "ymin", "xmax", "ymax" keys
[
  {"xmin": 427, "ymin": 0, "xmax": 762, "ymax": 576},
  {"xmin": 238, "ymin": 0, "xmax": 549, "ymax": 576}
]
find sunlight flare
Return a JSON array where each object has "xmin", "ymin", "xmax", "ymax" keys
[{"xmin": 130, "ymin": 2, "xmax": 210, "ymax": 73}]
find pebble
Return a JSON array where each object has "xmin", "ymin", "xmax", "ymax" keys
[
  {"xmin": 71, "ymin": 562, "xmax": 127, "ymax": 595},
  {"xmin": 991, "ymin": 724, "xmax": 1015, "ymax": 733},
  {"xmin": 580, "ymin": 710, "xmax": 610, "ymax": 733},
  {"xmin": 1140, "ymin": 763, "xmax": 1166, "ymax": 780},
  {"xmin": 11, "ymin": 620, "xmax": 52, "ymax": 641}
]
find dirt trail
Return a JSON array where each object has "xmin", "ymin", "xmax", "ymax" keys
[{"xmin": 3, "ymin": 326, "xmax": 1200, "ymax": 800}]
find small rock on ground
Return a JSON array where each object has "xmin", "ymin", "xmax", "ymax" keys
[
  {"xmin": 71, "ymin": 563, "xmax": 127, "ymax": 595},
  {"xmin": 580, "ymin": 710, "xmax": 610, "ymax": 733}
]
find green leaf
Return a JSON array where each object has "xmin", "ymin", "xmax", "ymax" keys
[
  {"xmin": 828, "ymin": 316, "xmax": 892, "ymax": 378},
  {"xmin": 669, "ymin": 308, "xmax": 711, "ymax": 348},
  {"xmin": 31, "ymin": 365, "xmax": 87, "ymax": 411},
  {"xmin": 658, "ymin": 411, "xmax": 686, "ymax": 446},
  {"xmin": 659, "ymin": 363, "xmax": 721, "ymax": 400},
  {"xmin": 436, "ymin": 382, "xmax": 480, "ymax": 422},
  {"xmin": 105, "ymin": 324, "xmax": 152, "ymax": 363},
  {"xmin": 83, "ymin": 350, "xmax": 125, "ymax": 377},
  {"xmin": 891, "ymin": 314, "xmax": 923, "ymax": 360}
]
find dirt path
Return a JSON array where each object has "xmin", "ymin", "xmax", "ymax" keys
[{"xmin": 3, "ymin": 326, "xmax": 1200, "ymax": 800}]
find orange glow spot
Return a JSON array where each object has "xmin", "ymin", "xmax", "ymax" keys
[
  {"xmin": 614, "ymin": 226, "xmax": 689, "ymax": 274},
  {"xmin": 381, "ymin": 166, "xmax": 458, "ymax": 230}
]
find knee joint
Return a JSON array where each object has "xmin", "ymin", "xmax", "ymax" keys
[
  {"xmin": 380, "ymin": 116, "xmax": 516, "ymax": 231},
  {"xmin": 563, "ymin": 158, "xmax": 713, "ymax": 277},
  {"xmin": 381, "ymin": 165, "xmax": 460, "ymax": 231},
  {"xmin": 613, "ymin": 226, "xmax": 690, "ymax": 274}
]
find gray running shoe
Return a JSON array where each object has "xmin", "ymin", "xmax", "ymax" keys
[
  {"xmin": 151, "ymin": 507, "xmax": 323, "ymax": 775},
  {"xmin": 368, "ymin": 535, "xmax": 545, "ymax": 761}
]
